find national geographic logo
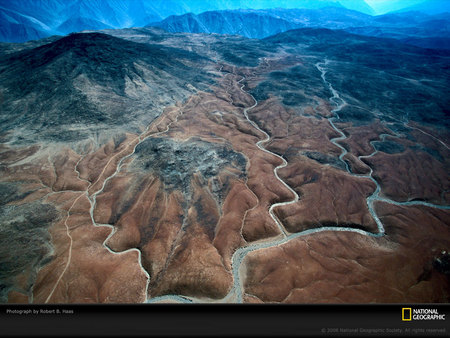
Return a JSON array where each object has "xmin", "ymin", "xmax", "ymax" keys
[{"xmin": 402, "ymin": 308, "xmax": 446, "ymax": 321}]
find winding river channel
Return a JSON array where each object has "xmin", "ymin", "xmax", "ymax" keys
[
  {"xmin": 217, "ymin": 60, "xmax": 449, "ymax": 303},
  {"xmin": 45, "ymin": 59, "xmax": 450, "ymax": 304},
  {"xmin": 44, "ymin": 100, "xmax": 189, "ymax": 303},
  {"xmin": 147, "ymin": 60, "xmax": 450, "ymax": 304}
]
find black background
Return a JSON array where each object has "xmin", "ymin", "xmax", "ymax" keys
[{"xmin": 0, "ymin": 304, "xmax": 449, "ymax": 337}]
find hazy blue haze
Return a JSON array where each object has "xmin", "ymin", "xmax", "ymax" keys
[
  {"xmin": 366, "ymin": 0, "xmax": 426, "ymax": 14},
  {"xmin": 367, "ymin": 0, "xmax": 450, "ymax": 15}
]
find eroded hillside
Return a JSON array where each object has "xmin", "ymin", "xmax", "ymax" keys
[{"xmin": 1, "ymin": 28, "xmax": 449, "ymax": 303}]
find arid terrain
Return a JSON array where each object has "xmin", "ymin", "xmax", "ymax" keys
[{"xmin": 0, "ymin": 26, "xmax": 449, "ymax": 304}]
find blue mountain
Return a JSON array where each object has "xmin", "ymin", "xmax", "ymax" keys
[
  {"xmin": 148, "ymin": 11, "xmax": 299, "ymax": 39},
  {"xmin": 148, "ymin": 7, "xmax": 374, "ymax": 38},
  {"xmin": 0, "ymin": 6, "xmax": 53, "ymax": 42},
  {"xmin": 1, "ymin": 0, "xmax": 448, "ymax": 44},
  {"xmin": 0, "ymin": 0, "xmax": 163, "ymax": 42},
  {"xmin": 0, "ymin": 0, "xmax": 375, "ymax": 42},
  {"xmin": 166, "ymin": 1, "xmax": 374, "ymax": 15}
]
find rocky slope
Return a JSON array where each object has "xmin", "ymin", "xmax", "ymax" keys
[{"xmin": 0, "ymin": 31, "xmax": 214, "ymax": 146}]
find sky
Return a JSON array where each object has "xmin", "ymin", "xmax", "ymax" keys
[{"xmin": 365, "ymin": 0, "xmax": 426, "ymax": 14}]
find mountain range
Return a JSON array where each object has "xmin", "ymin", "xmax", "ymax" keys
[
  {"xmin": 147, "ymin": 7, "xmax": 450, "ymax": 49},
  {"xmin": 1, "ymin": 0, "xmax": 449, "ymax": 43}
]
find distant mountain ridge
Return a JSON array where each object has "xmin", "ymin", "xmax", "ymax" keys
[
  {"xmin": 148, "ymin": 7, "xmax": 450, "ymax": 50},
  {"xmin": 0, "ymin": 0, "xmax": 375, "ymax": 42},
  {"xmin": 148, "ymin": 7, "xmax": 376, "ymax": 38},
  {"xmin": 0, "ymin": 0, "xmax": 162, "ymax": 42},
  {"xmin": 0, "ymin": 0, "xmax": 449, "ymax": 45},
  {"xmin": 147, "ymin": 11, "xmax": 300, "ymax": 39}
]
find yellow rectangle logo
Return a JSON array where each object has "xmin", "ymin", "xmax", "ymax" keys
[{"xmin": 402, "ymin": 308, "xmax": 412, "ymax": 321}]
